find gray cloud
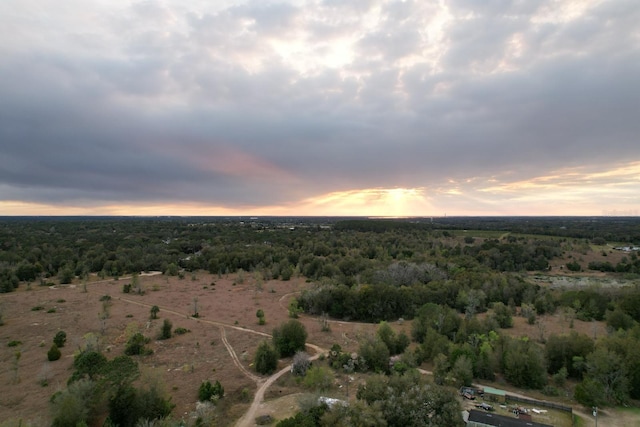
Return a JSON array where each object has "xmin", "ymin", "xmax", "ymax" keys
[{"xmin": 0, "ymin": 0, "xmax": 638, "ymax": 213}]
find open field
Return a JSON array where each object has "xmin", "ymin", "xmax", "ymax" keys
[
  {"xmin": 2, "ymin": 269, "xmax": 640, "ymax": 426},
  {"xmin": 0, "ymin": 271, "xmax": 379, "ymax": 425}
]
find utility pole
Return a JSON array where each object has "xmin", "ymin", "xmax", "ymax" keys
[{"xmin": 592, "ymin": 406, "xmax": 598, "ymax": 427}]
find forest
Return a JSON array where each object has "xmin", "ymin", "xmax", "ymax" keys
[{"xmin": 1, "ymin": 216, "xmax": 640, "ymax": 426}]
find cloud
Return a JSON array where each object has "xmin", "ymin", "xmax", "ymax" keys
[{"xmin": 0, "ymin": 0, "xmax": 638, "ymax": 215}]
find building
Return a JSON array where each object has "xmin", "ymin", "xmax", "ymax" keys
[
  {"xmin": 467, "ymin": 409, "xmax": 553, "ymax": 427},
  {"xmin": 483, "ymin": 386, "xmax": 507, "ymax": 403}
]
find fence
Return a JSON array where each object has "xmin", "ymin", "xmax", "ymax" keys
[{"xmin": 506, "ymin": 394, "xmax": 573, "ymax": 414}]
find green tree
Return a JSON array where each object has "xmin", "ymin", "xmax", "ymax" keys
[
  {"xmin": 57, "ymin": 266, "xmax": 74, "ymax": 285},
  {"xmin": 198, "ymin": 380, "xmax": 224, "ymax": 402},
  {"xmin": 51, "ymin": 379, "xmax": 97, "ymax": 427},
  {"xmin": 150, "ymin": 305, "xmax": 159, "ymax": 320},
  {"xmin": 256, "ymin": 308, "xmax": 265, "ymax": 325},
  {"xmin": 303, "ymin": 366, "xmax": 334, "ymax": 391},
  {"xmin": 0, "ymin": 268, "xmax": 19, "ymax": 293},
  {"xmin": 254, "ymin": 341, "xmax": 278, "ymax": 375},
  {"xmin": 583, "ymin": 347, "xmax": 629, "ymax": 405},
  {"xmin": 491, "ymin": 302, "xmax": 513, "ymax": 328},
  {"xmin": 125, "ymin": 333, "xmax": 151, "ymax": 356},
  {"xmin": 359, "ymin": 336, "xmax": 390, "ymax": 374},
  {"xmin": 273, "ymin": 320, "xmax": 307, "ymax": 357},
  {"xmin": 288, "ymin": 297, "xmax": 302, "ymax": 318},
  {"xmin": 545, "ymin": 331, "xmax": 594, "ymax": 378},
  {"xmin": 503, "ymin": 338, "xmax": 546, "ymax": 389},
  {"xmin": 451, "ymin": 355, "xmax": 473, "ymax": 387},
  {"xmin": 48, "ymin": 344, "xmax": 61, "ymax": 361},
  {"xmin": 53, "ymin": 331, "xmax": 67, "ymax": 348},
  {"xmin": 158, "ymin": 319, "xmax": 172, "ymax": 340}
]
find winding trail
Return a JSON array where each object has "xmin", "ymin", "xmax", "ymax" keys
[{"xmin": 116, "ymin": 296, "xmax": 327, "ymax": 427}]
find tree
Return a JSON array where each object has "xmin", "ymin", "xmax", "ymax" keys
[
  {"xmin": 158, "ymin": 319, "xmax": 172, "ymax": 340},
  {"xmin": 198, "ymin": 380, "xmax": 224, "ymax": 402},
  {"xmin": 292, "ymin": 351, "xmax": 311, "ymax": 376},
  {"xmin": 256, "ymin": 308, "xmax": 265, "ymax": 325},
  {"xmin": 545, "ymin": 331, "xmax": 594, "ymax": 378},
  {"xmin": 51, "ymin": 379, "xmax": 97, "ymax": 427},
  {"xmin": 254, "ymin": 341, "xmax": 278, "ymax": 374},
  {"xmin": 125, "ymin": 333, "xmax": 151, "ymax": 356},
  {"xmin": 451, "ymin": 355, "xmax": 473, "ymax": 387},
  {"xmin": 150, "ymin": 305, "xmax": 159, "ymax": 320},
  {"xmin": 288, "ymin": 297, "xmax": 302, "ymax": 318},
  {"xmin": 272, "ymin": 320, "xmax": 307, "ymax": 357},
  {"xmin": 503, "ymin": 338, "xmax": 547, "ymax": 389},
  {"xmin": 0, "ymin": 268, "xmax": 19, "ymax": 293},
  {"xmin": 491, "ymin": 302, "xmax": 513, "ymax": 328},
  {"xmin": 359, "ymin": 336, "xmax": 390, "ymax": 374},
  {"xmin": 356, "ymin": 373, "xmax": 463, "ymax": 426},
  {"xmin": 53, "ymin": 331, "xmax": 67, "ymax": 348},
  {"xmin": 71, "ymin": 350, "xmax": 108, "ymax": 382},
  {"xmin": 583, "ymin": 347, "xmax": 629, "ymax": 405},
  {"xmin": 48, "ymin": 344, "xmax": 62, "ymax": 361},
  {"xmin": 303, "ymin": 366, "xmax": 334, "ymax": 391}
]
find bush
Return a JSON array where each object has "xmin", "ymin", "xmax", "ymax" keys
[
  {"xmin": 273, "ymin": 320, "xmax": 307, "ymax": 358},
  {"xmin": 158, "ymin": 319, "xmax": 172, "ymax": 340},
  {"xmin": 254, "ymin": 341, "xmax": 278, "ymax": 375},
  {"xmin": 174, "ymin": 327, "xmax": 190, "ymax": 335},
  {"xmin": 48, "ymin": 344, "xmax": 61, "ymax": 361},
  {"xmin": 150, "ymin": 305, "xmax": 159, "ymax": 320},
  {"xmin": 54, "ymin": 331, "xmax": 67, "ymax": 348},
  {"xmin": 125, "ymin": 333, "xmax": 151, "ymax": 356},
  {"xmin": 291, "ymin": 351, "xmax": 311, "ymax": 376},
  {"xmin": 198, "ymin": 380, "xmax": 224, "ymax": 402},
  {"xmin": 8, "ymin": 340, "xmax": 21, "ymax": 347}
]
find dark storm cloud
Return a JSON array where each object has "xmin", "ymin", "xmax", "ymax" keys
[{"xmin": 0, "ymin": 0, "xmax": 638, "ymax": 212}]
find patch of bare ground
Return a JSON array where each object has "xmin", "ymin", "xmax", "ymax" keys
[{"xmin": 0, "ymin": 272, "xmax": 309, "ymax": 425}]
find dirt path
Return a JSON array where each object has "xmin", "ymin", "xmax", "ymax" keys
[
  {"xmin": 234, "ymin": 348, "xmax": 324, "ymax": 427},
  {"xmin": 117, "ymin": 295, "xmax": 327, "ymax": 427},
  {"xmin": 220, "ymin": 326, "xmax": 262, "ymax": 383}
]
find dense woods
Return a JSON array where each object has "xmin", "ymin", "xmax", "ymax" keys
[{"xmin": 2, "ymin": 216, "xmax": 640, "ymax": 424}]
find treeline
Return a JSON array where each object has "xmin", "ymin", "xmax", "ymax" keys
[
  {"xmin": 0, "ymin": 217, "xmax": 591, "ymax": 293},
  {"xmin": 432, "ymin": 216, "xmax": 640, "ymax": 243}
]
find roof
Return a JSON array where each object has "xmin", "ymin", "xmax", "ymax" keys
[
  {"xmin": 483, "ymin": 386, "xmax": 506, "ymax": 396},
  {"xmin": 468, "ymin": 409, "xmax": 553, "ymax": 427}
]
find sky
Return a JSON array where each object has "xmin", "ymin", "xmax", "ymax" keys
[{"xmin": 1, "ymin": 0, "xmax": 639, "ymax": 217}]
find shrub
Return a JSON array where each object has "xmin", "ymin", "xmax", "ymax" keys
[
  {"xmin": 254, "ymin": 341, "xmax": 278, "ymax": 375},
  {"xmin": 150, "ymin": 305, "xmax": 159, "ymax": 320},
  {"xmin": 291, "ymin": 351, "xmax": 311, "ymax": 376},
  {"xmin": 54, "ymin": 331, "xmax": 67, "ymax": 347},
  {"xmin": 273, "ymin": 320, "xmax": 307, "ymax": 358},
  {"xmin": 174, "ymin": 327, "xmax": 190, "ymax": 335},
  {"xmin": 198, "ymin": 380, "xmax": 224, "ymax": 402},
  {"xmin": 48, "ymin": 344, "xmax": 61, "ymax": 361},
  {"xmin": 31, "ymin": 305, "xmax": 44, "ymax": 311},
  {"xmin": 122, "ymin": 283, "xmax": 132, "ymax": 293},
  {"xmin": 125, "ymin": 333, "xmax": 151, "ymax": 356},
  {"xmin": 8, "ymin": 340, "xmax": 21, "ymax": 347},
  {"xmin": 158, "ymin": 319, "xmax": 172, "ymax": 340}
]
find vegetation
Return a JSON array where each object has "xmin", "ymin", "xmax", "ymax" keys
[
  {"xmin": 158, "ymin": 319, "xmax": 172, "ymax": 340},
  {"xmin": 198, "ymin": 380, "xmax": 224, "ymax": 402},
  {"xmin": 272, "ymin": 320, "xmax": 307, "ymax": 358},
  {"xmin": 47, "ymin": 344, "xmax": 61, "ymax": 361},
  {"xmin": 1, "ymin": 216, "xmax": 640, "ymax": 422},
  {"xmin": 254, "ymin": 341, "xmax": 278, "ymax": 375},
  {"xmin": 53, "ymin": 331, "xmax": 67, "ymax": 348}
]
